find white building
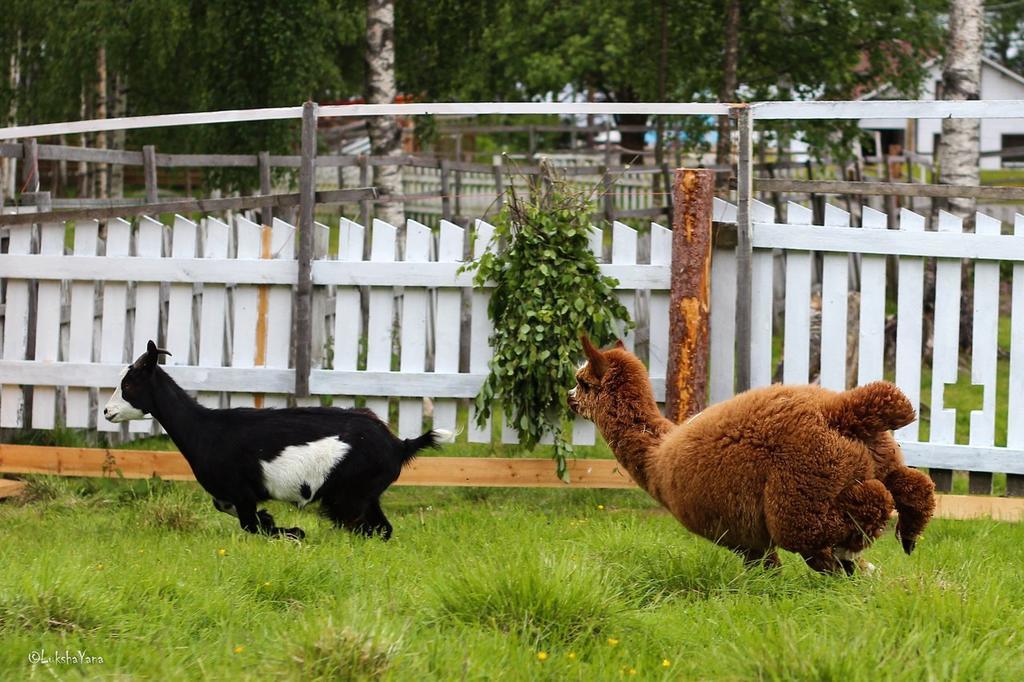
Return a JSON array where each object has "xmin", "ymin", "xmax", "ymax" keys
[{"xmin": 859, "ymin": 56, "xmax": 1024, "ymax": 169}]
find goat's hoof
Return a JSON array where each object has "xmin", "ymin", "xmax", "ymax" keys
[{"xmin": 282, "ymin": 527, "xmax": 306, "ymax": 541}]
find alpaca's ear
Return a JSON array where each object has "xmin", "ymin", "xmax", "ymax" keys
[
  {"xmin": 614, "ymin": 339, "xmax": 625, "ymax": 350},
  {"xmin": 580, "ymin": 334, "xmax": 608, "ymax": 379}
]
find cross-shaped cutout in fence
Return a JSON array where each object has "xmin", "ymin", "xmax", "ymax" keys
[{"xmin": 943, "ymin": 368, "xmax": 985, "ymax": 445}]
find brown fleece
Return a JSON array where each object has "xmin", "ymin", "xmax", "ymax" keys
[{"xmin": 570, "ymin": 336, "xmax": 936, "ymax": 574}]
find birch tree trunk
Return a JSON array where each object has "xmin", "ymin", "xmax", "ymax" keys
[
  {"xmin": 95, "ymin": 46, "xmax": 109, "ymax": 199},
  {"xmin": 365, "ymin": 0, "xmax": 404, "ymax": 229},
  {"xmin": 716, "ymin": 0, "xmax": 740, "ymax": 166},
  {"xmin": 2, "ymin": 38, "xmax": 21, "ymax": 205},
  {"xmin": 936, "ymin": 0, "xmax": 983, "ymax": 222},
  {"xmin": 110, "ymin": 72, "xmax": 127, "ymax": 199}
]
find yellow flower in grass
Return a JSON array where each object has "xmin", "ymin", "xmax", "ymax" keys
[
  {"xmin": 233, "ymin": 645, "xmax": 245, "ymax": 654},
  {"xmin": 217, "ymin": 548, "xmax": 227, "ymax": 557},
  {"xmin": 662, "ymin": 659, "xmax": 671, "ymax": 668},
  {"xmin": 607, "ymin": 637, "xmax": 619, "ymax": 647},
  {"xmin": 567, "ymin": 652, "xmax": 577, "ymax": 661},
  {"xmin": 263, "ymin": 581, "xmax": 272, "ymax": 588},
  {"xmin": 537, "ymin": 651, "xmax": 548, "ymax": 661},
  {"xmin": 628, "ymin": 668, "xmax": 637, "ymax": 676},
  {"xmin": 597, "ymin": 504, "xmax": 605, "ymax": 510}
]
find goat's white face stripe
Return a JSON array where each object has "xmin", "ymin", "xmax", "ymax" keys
[
  {"xmin": 261, "ymin": 436, "xmax": 351, "ymax": 507},
  {"xmin": 104, "ymin": 367, "xmax": 147, "ymax": 422}
]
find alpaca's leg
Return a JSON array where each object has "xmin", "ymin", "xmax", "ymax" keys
[
  {"xmin": 736, "ymin": 547, "xmax": 781, "ymax": 570},
  {"xmin": 833, "ymin": 479, "xmax": 894, "ymax": 553},
  {"xmin": 884, "ymin": 466, "xmax": 936, "ymax": 554},
  {"xmin": 801, "ymin": 548, "xmax": 844, "ymax": 575}
]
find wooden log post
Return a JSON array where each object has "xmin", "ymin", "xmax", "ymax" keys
[
  {"xmin": 142, "ymin": 145, "xmax": 158, "ymax": 204},
  {"xmin": 664, "ymin": 169, "xmax": 714, "ymax": 423},
  {"xmin": 440, "ymin": 158, "xmax": 453, "ymax": 222},
  {"xmin": 294, "ymin": 100, "xmax": 318, "ymax": 398}
]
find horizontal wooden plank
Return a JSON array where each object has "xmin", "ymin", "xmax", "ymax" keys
[
  {"xmin": 752, "ymin": 99, "xmax": 1024, "ymax": 120},
  {"xmin": 0, "ymin": 445, "xmax": 195, "ymax": 480},
  {"xmin": 753, "ymin": 223, "xmax": 1024, "ymax": 262},
  {"xmin": 1, "ymin": 447, "xmax": 1023, "ymax": 519},
  {"xmin": 755, "ymin": 178, "xmax": 1024, "ymax": 201},
  {"xmin": 0, "ymin": 255, "xmax": 298, "ymax": 284},
  {"xmin": 312, "ymin": 261, "xmax": 671, "ymax": 289},
  {"xmin": 0, "ymin": 479, "xmax": 26, "ymax": 498},
  {"xmin": 38, "ymin": 144, "xmax": 144, "ymax": 165},
  {"xmin": 0, "ymin": 256, "xmax": 668, "ymax": 289},
  {"xmin": 154, "ymin": 153, "xmax": 257, "ymax": 168},
  {"xmin": 933, "ymin": 495, "xmax": 1024, "ymax": 521},
  {"xmin": 0, "ymin": 362, "xmax": 668, "ymax": 401},
  {"xmin": 899, "ymin": 441, "xmax": 1024, "ymax": 475},
  {"xmin": 397, "ymin": 457, "xmax": 637, "ymax": 488},
  {"xmin": 0, "ymin": 188, "xmax": 375, "ymax": 226}
]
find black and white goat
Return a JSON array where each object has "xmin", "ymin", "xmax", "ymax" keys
[{"xmin": 103, "ymin": 340, "xmax": 449, "ymax": 540}]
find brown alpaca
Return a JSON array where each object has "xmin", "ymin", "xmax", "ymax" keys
[{"xmin": 569, "ymin": 335, "xmax": 936, "ymax": 574}]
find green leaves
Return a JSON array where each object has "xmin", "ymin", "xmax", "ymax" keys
[{"xmin": 462, "ymin": 162, "xmax": 631, "ymax": 481}]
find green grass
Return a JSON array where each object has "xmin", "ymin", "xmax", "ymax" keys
[{"xmin": 1, "ymin": 475, "xmax": 1023, "ymax": 680}]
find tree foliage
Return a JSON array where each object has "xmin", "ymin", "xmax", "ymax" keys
[{"xmin": 462, "ymin": 163, "xmax": 631, "ymax": 480}]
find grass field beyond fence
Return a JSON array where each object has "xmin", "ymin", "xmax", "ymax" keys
[{"xmin": 1, "ymin": 475, "xmax": 1023, "ymax": 680}]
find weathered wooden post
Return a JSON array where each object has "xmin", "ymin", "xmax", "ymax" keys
[
  {"xmin": 258, "ymin": 151, "xmax": 273, "ymax": 225},
  {"xmin": 142, "ymin": 145, "xmax": 158, "ymax": 204},
  {"xmin": 734, "ymin": 104, "xmax": 754, "ymax": 393},
  {"xmin": 664, "ymin": 168, "xmax": 714, "ymax": 423},
  {"xmin": 22, "ymin": 139, "xmax": 39, "ymax": 193},
  {"xmin": 294, "ymin": 100, "xmax": 318, "ymax": 398}
]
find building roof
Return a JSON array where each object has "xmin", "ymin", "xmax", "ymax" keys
[{"xmin": 858, "ymin": 56, "xmax": 1024, "ymax": 101}]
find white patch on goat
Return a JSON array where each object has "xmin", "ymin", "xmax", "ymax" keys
[
  {"xmin": 103, "ymin": 367, "xmax": 147, "ymax": 422},
  {"xmin": 261, "ymin": 436, "xmax": 350, "ymax": 507}
]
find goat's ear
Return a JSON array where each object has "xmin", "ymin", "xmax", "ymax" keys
[
  {"xmin": 580, "ymin": 334, "xmax": 608, "ymax": 379},
  {"xmin": 614, "ymin": 339, "xmax": 625, "ymax": 350},
  {"xmin": 143, "ymin": 340, "xmax": 172, "ymax": 368}
]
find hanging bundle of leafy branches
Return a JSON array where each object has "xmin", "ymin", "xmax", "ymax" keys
[{"xmin": 463, "ymin": 161, "xmax": 632, "ymax": 481}]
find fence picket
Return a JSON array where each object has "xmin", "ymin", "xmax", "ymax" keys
[
  {"xmin": 969, "ymin": 213, "xmax": 1001, "ymax": 493},
  {"xmin": 128, "ymin": 216, "xmax": 163, "ymax": 434},
  {"xmin": 612, "ymin": 221, "xmax": 638, "ymax": 350},
  {"xmin": 229, "ymin": 217, "xmax": 263, "ymax": 409},
  {"xmin": 0, "ymin": 224, "xmax": 32, "ymax": 427},
  {"xmin": 331, "ymin": 218, "xmax": 365, "ymax": 409},
  {"xmin": 197, "ymin": 218, "xmax": 229, "ymax": 409},
  {"xmin": 66, "ymin": 221, "xmax": 99, "ymax": 428},
  {"xmin": 432, "ymin": 220, "xmax": 464, "ymax": 436},
  {"xmin": 749, "ymin": 199, "xmax": 776, "ymax": 389},
  {"xmin": 571, "ymin": 226, "xmax": 605, "ymax": 445},
  {"xmin": 96, "ymin": 219, "xmax": 131, "ymax": 432},
  {"xmin": 262, "ymin": 218, "xmax": 295, "ymax": 409},
  {"xmin": 928, "ymin": 210, "xmax": 963, "ymax": 492},
  {"xmin": 894, "ymin": 208, "xmax": 926, "ymax": 441},
  {"xmin": 166, "ymin": 215, "xmax": 197, "ymax": 363},
  {"xmin": 468, "ymin": 220, "xmax": 495, "ymax": 443},
  {"xmin": 646, "ymin": 221, "xmax": 672, "ymax": 430},
  {"xmin": 365, "ymin": 219, "xmax": 397, "ymax": 422},
  {"xmin": 857, "ymin": 207, "xmax": 887, "ymax": 384},
  {"xmin": 31, "ymin": 218, "xmax": 65, "ymax": 428},
  {"xmin": 1008, "ymin": 214, "xmax": 1024, "ymax": 494},
  {"xmin": 783, "ymin": 202, "xmax": 813, "ymax": 384},
  {"xmin": 710, "ymin": 207, "xmax": 737, "ymax": 404},
  {"xmin": 398, "ymin": 220, "xmax": 432, "ymax": 438},
  {"xmin": 819, "ymin": 204, "xmax": 850, "ymax": 390}
]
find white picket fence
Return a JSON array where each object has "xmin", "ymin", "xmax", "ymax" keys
[
  {"xmin": 708, "ymin": 198, "xmax": 1024, "ymax": 476},
  {"xmin": 3, "ymin": 199, "xmax": 1024, "ymax": 478},
  {"xmin": 0, "ymin": 212, "xmax": 671, "ymax": 445}
]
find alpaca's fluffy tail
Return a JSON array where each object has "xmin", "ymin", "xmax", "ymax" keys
[{"xmin": 824, "ymin": 381, "xmax": 916, "ymax": 441}]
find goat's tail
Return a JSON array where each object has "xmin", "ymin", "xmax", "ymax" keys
[
  {"xmin": 398, "ymin": 428, "xmax": 456, "ymax": 465},
  {"xmin": 824, "ymin": 381, "xmax": 916, "ymax": 441}
]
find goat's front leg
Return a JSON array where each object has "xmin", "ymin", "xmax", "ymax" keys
[{"xmin": 235, "ymin": 502, "xmax": 305, "ymax": 540}]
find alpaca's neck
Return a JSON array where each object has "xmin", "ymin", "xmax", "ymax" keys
[
  {"xmin": 595, "ymin": 394, "xmax": 673, "ymax": 492},
  {"xmin": 148, "ymin": 369, "xmax": 211, "ymax": 462}
]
